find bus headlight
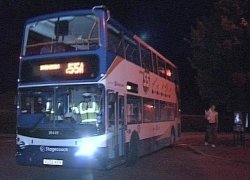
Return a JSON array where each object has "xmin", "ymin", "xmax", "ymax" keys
[
  {"xmin": 75, "ymin": 140, "xmax": 97, "ymax": 156},
  {"xmin": 75, "ymin": 134, "xmax": 108, "ymax": 157}
]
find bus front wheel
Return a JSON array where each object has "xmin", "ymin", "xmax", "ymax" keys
[
  {"xmin": 126, "ymin": 132, "xmax": 139, "ymax": 166},
  {"xmin": 169, "ymin": 128, "xmax": 176, "ymax": 147}
]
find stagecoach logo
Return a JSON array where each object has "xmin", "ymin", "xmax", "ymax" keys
[
  {"xmin": 40, "ymin": 146, "xmax": 69, "ymax": 153},
  {"xmin": 142, "ymin": 70, "xmax": 150, "ymax": 93}
]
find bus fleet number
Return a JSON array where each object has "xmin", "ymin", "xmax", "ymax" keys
[{"xmin": 65, "ymin": 62, "xmax": 84, "ymax": 75}]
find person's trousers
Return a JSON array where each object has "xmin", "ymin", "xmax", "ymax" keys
[{"xmin": 205, "ymin": 123, "xmax": 217, "ymax": 144}]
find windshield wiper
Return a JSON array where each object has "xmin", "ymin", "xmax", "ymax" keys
[{"xmin": 29, "ymin": 115, "xmax": 48, "ymax": 133}]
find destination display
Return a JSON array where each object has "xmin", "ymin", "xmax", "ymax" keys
[
  {"xmin": 39, "ymin": 62, "xmax": 84, "ymax": 75},
  {"xmin": 20, "ymin": 55, "xmax": 99, "ymax": 83}
]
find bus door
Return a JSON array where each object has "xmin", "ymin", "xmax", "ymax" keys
[{"xmin": 107, "ymin": 91, "xmax": 125, "ymax": 159}]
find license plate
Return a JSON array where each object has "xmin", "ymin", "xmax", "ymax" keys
[{"xmin": 43, "ymin": 159, "xmax": 63, "ymax": 166}]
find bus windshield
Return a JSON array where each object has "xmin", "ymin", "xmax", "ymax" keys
[
  {"xmin": 23, "ymin": 14, "xmax": 100, "ymax": 56},
  {"xmin": 17, "ymin": 84, "xmax": 105, "ymax": 138}
]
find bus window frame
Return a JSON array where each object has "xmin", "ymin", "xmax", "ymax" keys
[
  {"xmin": 124, "ymin": 37, "xmax": 141, "ymax": 66},
  {"xmin": 143, "ymin": 97, "xmax": 155, "ymax": 123},
  {"xmin": 140, "ymin": 47, "xmax": 153, "ymax": 72},
  {"xmin": 126, "ymin": 94, "xmax": 142, "ymax": 125},
  {"xmin": 107, "ymin": 26, "xmax": 124, "ymax": 57}
]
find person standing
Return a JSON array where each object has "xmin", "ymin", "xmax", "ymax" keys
[{"xmin": 204, "ymin": 104, "xmax": 218, "ymax": 147}]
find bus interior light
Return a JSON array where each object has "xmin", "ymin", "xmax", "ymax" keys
[
  {"xmin": 126, "ymin": 85, "xmax": 132, "ymax": 90},
  {"xmin": 126, "ymin": 82, "xmax": 138, "ymax": 93},
  {"xmin": 166, "ymin": 69, "xmax": 172, "ymax": 77}
]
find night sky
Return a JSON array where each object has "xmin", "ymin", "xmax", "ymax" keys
[{"xmin": 0, "ymin": 0, "xmax": 214, "ymax": 114}]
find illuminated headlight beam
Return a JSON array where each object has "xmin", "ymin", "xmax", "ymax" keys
[
  {"xmin": 75, "ymin": 141, "xmax": 97, "ymax": 156},
  {"xmin": 75, "ymin": 134, "xmax": 109, "ymax": 157}
]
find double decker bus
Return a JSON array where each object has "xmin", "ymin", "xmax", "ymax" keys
[{"xmin": 16, "ymin": 6, "xmax": 181, "ymax": 168}]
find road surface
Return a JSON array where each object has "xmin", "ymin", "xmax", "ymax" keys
[{"xmin": 1, "ymin": 136, "xmax": 249, "ymax": 180}]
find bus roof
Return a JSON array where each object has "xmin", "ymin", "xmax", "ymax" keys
[{"xmin": 24, "ymin": 9, "xmax": 94, "ymax": 25}]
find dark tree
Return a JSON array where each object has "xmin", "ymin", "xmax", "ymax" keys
[{"xmin": 189, "ymin": 0, "xmax": 250, "ymax": 112}]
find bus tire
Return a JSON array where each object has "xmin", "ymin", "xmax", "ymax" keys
[
  {"xmin": 169, "ymin": 128, "xmax": 176, "ymax": 148},
  {"xmin": 126, "ymin": 132, "xmax": 139, "ymax": 166}
]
